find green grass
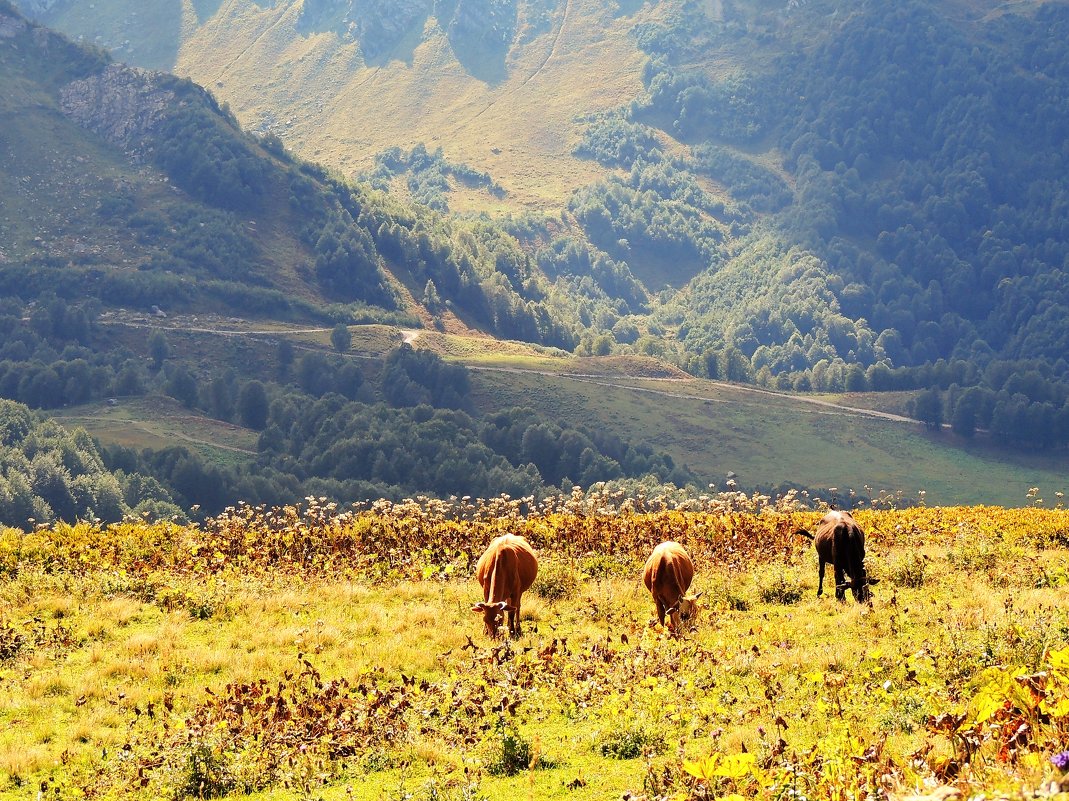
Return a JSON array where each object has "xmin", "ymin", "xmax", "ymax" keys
[
  {"xmin": 52, "ymin": 318, "xmax": 1069, "ymax": 507},
  {"xmin": 51, "ymin": 395, "xmax": 258, "ymax": 465}
]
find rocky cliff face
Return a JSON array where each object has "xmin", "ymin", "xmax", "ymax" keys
[{"xmin": 59, "ymin": 64, "xmax": 179, "ymax": 159}]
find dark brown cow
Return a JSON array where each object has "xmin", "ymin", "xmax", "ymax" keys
[
  {"xmin": 796, "ymin": 510, "xmax": 879, "ymax": 602},
  {"xmin": 472, "ymin": 534, "xmax": 538, "ymax": 638},
  {"xmin": 642, "ymin": 541, "xmax": 701, "ymax": 633}
]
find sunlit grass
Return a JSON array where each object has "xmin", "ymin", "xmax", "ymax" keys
[{"xmin": 3, "ymin": 506, "xmax": 1069, "ymax": 799}]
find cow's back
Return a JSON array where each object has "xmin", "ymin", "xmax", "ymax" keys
[
  {"xmin": 643, "ymin": 541, "xmax": 694, "ymax": 600},
  {"xmin": 477, "ymin": 534, "xmax": 537, "ymax": 600},
  {"xmin": 814, "ymin": 511, "xmax": 862, "ymax": 559}
]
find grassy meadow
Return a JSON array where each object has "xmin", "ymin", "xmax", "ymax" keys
[
  {"xmin": 3, "ymin": 494, "xmax": 1069, "ymax": 800},
  {"xmin": 465, "ymin": 365, "xmax": 1069, "ymax": 508}
]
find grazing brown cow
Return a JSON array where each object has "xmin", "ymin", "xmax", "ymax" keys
[
  {"xmin": 642, "ymin": 541, "xmax": 701, "ymax": 633},
  {"xmin": 796, "ymin": 510, "xmax": 879, "ymax": 602},
  {"xmin": 472, "ymin": 534, "xmax": 538, "ymax": 638}
]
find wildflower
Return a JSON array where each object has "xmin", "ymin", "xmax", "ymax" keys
[{"xmin": 1052, "ymin": 751, "xmax": 1069, "ymax": 771}]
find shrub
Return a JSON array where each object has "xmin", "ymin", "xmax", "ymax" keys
[
  {"xmin": 485, "ymin": 720, "xmax": 535, "ymax": 776},
  {"xmin": 885, "ymin": 551, "xmax": 928, "ymax": 587},
  {"xmin": 532, "ymin": 559, "xmax": 582, "ymax": 601},
  {"xmin": 759, "ymin": 568, "xmax": 804, "ymax": 605},
  {"xmin": 0, "ymin": 621, "xmax": 26, "ymax": 661},
  {"xmin": 596, "ymin": 722, "xmax": 664, "ymax": 760}
]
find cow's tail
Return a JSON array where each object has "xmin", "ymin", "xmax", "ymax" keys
[
  {"xmin": 487, "ymin": 547, "xmax": 514, "ymax": 604},
  {"xmin": 795, "ymin": 529, "xmax": 814, "ymax": 540}
]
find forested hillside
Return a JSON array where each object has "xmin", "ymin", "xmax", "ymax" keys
[
  {"xmin": 0, "ymin": 1, "xmax": 699, "ymax": 527},
  {"xmin": 0, "ymin": 0, "xmax": 597, "ymax": 346},
  {"xmin": 15, "ymin": 0, "xmax": 1069, "ymax": 451},
  {"xmin": 5, "ymin": 0, "xmax": 1069, "ymax": 528}
]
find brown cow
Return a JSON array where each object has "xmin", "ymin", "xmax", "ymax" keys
[
  {"xmin": 796, "ymin": 510, "xmax": 879, "ymax": 602},
  {"xmin": 472, "ymin": 534, "xmax": 538, "ymax": 638},
  {"xmin": 642, "ymin": 541, "xmax": 701, "ymax": 634}
]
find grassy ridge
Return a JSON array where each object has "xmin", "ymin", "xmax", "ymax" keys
[
  {"xmin": 2, "ymin": 497, "xmax": 1069, "ymax": 799},
  {"xmin": 51, "ymin": 395, "xmax": 258, "ymax": 463}
]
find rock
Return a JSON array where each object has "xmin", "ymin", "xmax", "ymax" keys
[
  {"xmin": 351, "ymin": 0, "xmax": 432, "ymax": 59},
  {"xmin": 58, "ymin": 64, "xmax": 179, "ymax": 159},
  {"xmin": 447, "ymin": 0, "xmax": 517, "ymax": 50}
]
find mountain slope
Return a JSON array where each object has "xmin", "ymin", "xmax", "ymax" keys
[
  {"xmin": 0, "ymin": 2, "xmax": 340, "ymax": 318},
  {"xmin": 19, "ymin": 0, "xmax": 649, "ymax": 209},
  {"xmin": 181, "ymin": 0, "xmax": 648, "ymax": 210},
  {"xmin": 7, "ymin": 0, "xmax": 1069, "ymax": 505},
  {"xmin": 23, "ymin": 0, "xmax": 1069, "ymax": 389},
  {"xmin": 0, "ymin": 0, "xmax": 582, "ymax": 343}
]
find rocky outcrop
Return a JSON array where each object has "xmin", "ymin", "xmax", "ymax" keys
[
  {"xmin": 59, "ymin": 64, "xmax": 178, "ymax": 159},
  {"xmin": 350, "ymin": 0, "xmax": 432, "ymax": 59},
  {"xmin": 0, "ymin": 10, "xmax": 28, "ymax": 38},
  {"xmin": 12, "ymin": 0, "xmax": 64, "ymax": 18}
]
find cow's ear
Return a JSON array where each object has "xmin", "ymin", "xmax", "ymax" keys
[
  {"xmin": 472, "ymin": 603, "xmax": 487, "ymax": 613},
  {"xmin": 867, "ymin": 578, "xmax": 880, "ymax": 585},
  {"xmin": 836, "ymin": 580, "xmax": 854, "ymax": 590},
  {"xmin": 504, "ymin": 604, "xmax": 518, "ymax": 612}
]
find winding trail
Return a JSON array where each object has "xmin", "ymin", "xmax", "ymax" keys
[
  {"xmin": 520, "ymin": 0, "xmax": 572, "ymax": 89},
  {"xmin": 464, "ymin": 365, "xmax": 919, "ymax": 426},
  {"xmin": 459, "ymin": 0, "xmax": 572, "ymax": 127}
]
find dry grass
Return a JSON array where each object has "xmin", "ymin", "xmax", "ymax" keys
[{"xmin": 4, "ymin": 505, "xmax": 1069, "ymax": 798}]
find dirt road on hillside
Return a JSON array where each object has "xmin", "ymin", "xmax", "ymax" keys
[
  {"xmin": 98, "ymin": 317, "xmax": 919, "ymax": 428},
  {"xmin": 464, "ymin": 364, "xmax": 919, "ymax": 426}
]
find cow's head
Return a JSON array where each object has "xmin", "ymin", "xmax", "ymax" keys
[
  {"xmin": 472, "ymin": 601, "xmax": 512, "ymax": 638},
  {"xmin": 837, "ymin": 576, "xmax": 879, "ymax": 603},
  {"xmin": 666, "ymin": 591, "xmax": 703, "ymax": 633}
]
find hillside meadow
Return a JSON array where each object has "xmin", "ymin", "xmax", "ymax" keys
[{"xmin": 3, "ymin": 492, "xmax": 1069, "ymax": 800}]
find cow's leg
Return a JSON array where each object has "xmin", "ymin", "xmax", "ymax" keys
[
  {"xmin": 655, "ymin": 598, "xmax": 667, "ymax": 626},
  {"xmin": 817, "ymin": 559, "xmax": 826, "ymax": 597},
  {"xmin": 505, "ymin": 597, "xmax": 519, "ymax": 637},
  {"xmin": 834, "ymin": 563, "xmax": 847, "ymax": 601},
  {"xmin": 668, "ymin": 607, "xmax": 681, "ymax": 635}
]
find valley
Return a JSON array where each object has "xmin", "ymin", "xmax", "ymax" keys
[{"xmin": 3, "ymin": 0, "xmax": 1069, "ymax": 516}]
